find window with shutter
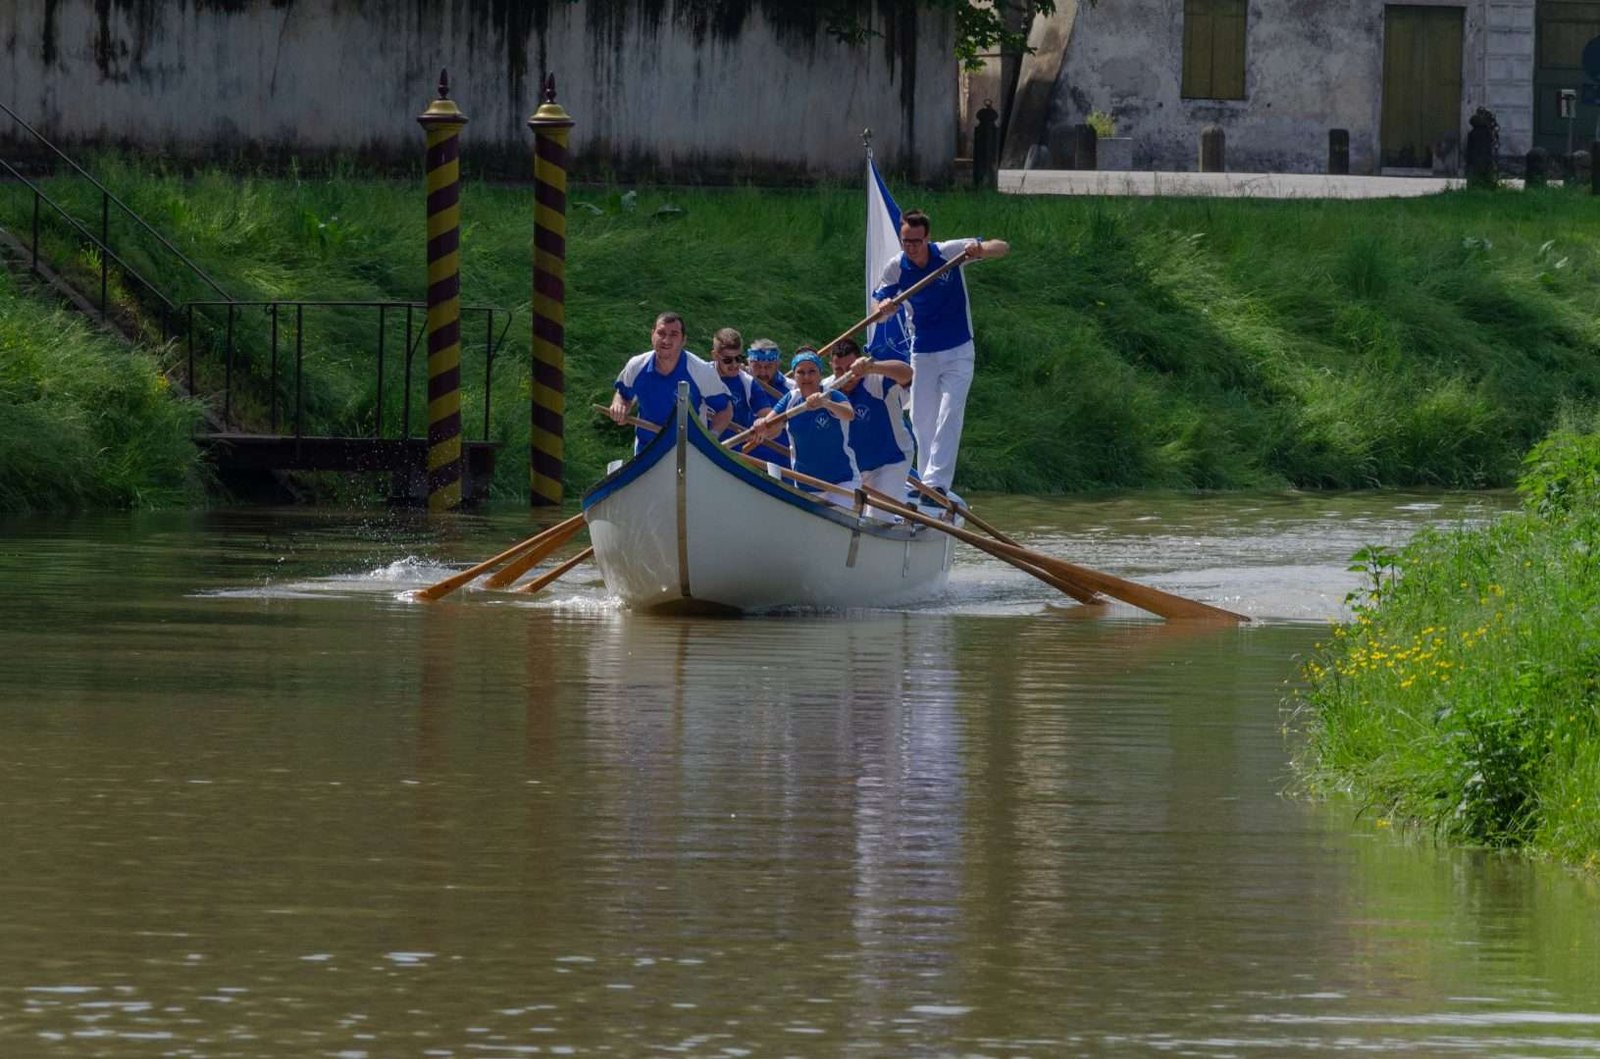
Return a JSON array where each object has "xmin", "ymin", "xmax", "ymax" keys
[{"xmin": 1182, "ymin": 0, "xmax": 1248, "ymax": 100}]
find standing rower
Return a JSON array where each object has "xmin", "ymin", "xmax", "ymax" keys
[
  {"xmin": 871, "ymin": 209, "xmax": 1009, "ymax": 500},
  {"xmin": 607, "ymin": 312, "xmax": 732, "ymax": 452}
]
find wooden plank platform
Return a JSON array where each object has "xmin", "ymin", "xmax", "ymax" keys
[{"xmin": 197, "ymin": 433, "xmax": 499, "ymax": 504}]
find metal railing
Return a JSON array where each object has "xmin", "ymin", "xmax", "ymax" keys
[
  {"xmin": 182, "ymin": 300, "xmax": 513, "ymax": 441},
  {"xmin": 1, "ymin": 100, "xmax": 514, "ymax": 442}
]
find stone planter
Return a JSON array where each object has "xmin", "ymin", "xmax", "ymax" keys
[{"xmin": 1097, "ymin": 137, "xmax": 1134, "ymax": 171}]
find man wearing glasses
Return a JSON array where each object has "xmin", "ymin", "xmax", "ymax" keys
[
  {"xmin": 707, "ymin": 327, "xmax": 775, "ymax": 443},
  {"xmin": 608, "ymin": 312, "xmax": 733, "ymax": 453},
  {"xmin": 870, "ymin": 210, "xmax": 1009, "ymax": 499}
]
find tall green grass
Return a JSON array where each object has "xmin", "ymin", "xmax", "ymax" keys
[
  {"xmin": 1291, "ymin": 416, "xmax": 1600, "ymax": 871},
  {"xmin": 8, "ymin": 161, "xmax": 1600, "ymax": 499},
  {"xmin": 0, "ymin": 268, "xmax": 206, "ymax": 512}
]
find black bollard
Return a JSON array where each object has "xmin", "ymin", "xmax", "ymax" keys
[
  {"xmin": 1464, "ymin": 108, "xmax": 1498, "ymax": 188},
  {"xmin": 1073, "ymin": 123, "xmax": 1097, "ymax": 171},
  {"xmin": 1328, "ymin": 129, "xmax": 1349, "ymax": 175},
  {"xmin": 973, "ymin": 100, "xmax": 1000, "ymax": 190},
  {"xmin": 1525, "ymin": 146, "xmax": 1548, "ymax": 188},
  {"xmin": 1200, "ymin": 125, "xmax": 1226, "ymax": 172}
]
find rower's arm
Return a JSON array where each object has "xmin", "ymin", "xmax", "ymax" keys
[
  {"xmin": 867, "ymin": 358, "xmax": 913, "ymax": 387},
  {"xmin": 709, "ymin": 404, "xmax": 734, "ymax": 434},
  {"xmin": 968, "ymin": 239, "xmax": 1010, "ymax": 261}
]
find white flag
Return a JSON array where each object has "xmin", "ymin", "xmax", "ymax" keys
[{"xmin": 866, "ymin": 155, "xmax": 911, "ymax": 361}]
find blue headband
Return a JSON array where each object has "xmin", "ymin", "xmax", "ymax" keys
[
  {"xmin": 747, "ymin": 346, "xmax": 780, "ymax": 363},
  {"xmin": 790, "ymin": 352, "xmax": 824, "ymax": 374}
]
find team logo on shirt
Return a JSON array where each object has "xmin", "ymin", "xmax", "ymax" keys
[
  {"xmin": 814, "ymin": 412, "xmax": 831, "ymax": 429},
  {"xmin": 855, "ymin": 404, "xmax": 871, "ymax": 422}
]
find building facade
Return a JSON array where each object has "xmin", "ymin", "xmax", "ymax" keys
[
  {"xmin": 1, "ymin": 0, "xmax": 955, "ymax": 182},
  {"xmin": 1035, "ymin": 0, "xmax": 1600, "ymax": 174}
]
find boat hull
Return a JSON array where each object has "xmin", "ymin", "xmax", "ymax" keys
[{"xmin": 582, "ymin": 396, "xmax": 953, "ymax": 612}]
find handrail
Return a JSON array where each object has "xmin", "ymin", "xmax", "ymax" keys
[
  {"xmin": 179, "ymin": 299, "xmax": 516, "ymax": 442},
  {"xmin": 0, "ymin": 157, "xmax": 179, "ymax": 316},
  {"xmin": 0, "ymin": 98, "xmax": 232, "ymax": 302},
  {"xmin": 3, "ymin": 101, "xmax": 516, "ymax": 446}
]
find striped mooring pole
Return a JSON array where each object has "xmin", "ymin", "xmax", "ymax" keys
[
  {"xmin": 526, "ymin": 74, "xmax": 575, "ymax": 507},
  {"xmin": 418, "ymin": 70, "xmax": 468, "ymax": 512}
]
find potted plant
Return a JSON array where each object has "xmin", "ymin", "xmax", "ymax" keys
[{"xmin": 1087, "ymin": 110, "xmax": 1134, "ymax": 171}]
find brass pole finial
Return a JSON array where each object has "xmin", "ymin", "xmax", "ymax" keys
[
  {"xmin": 438, "ymin": 69, "xmax": 451, "ymax": 100},
  {"xmin": 544, "ymin": 74, "xmax": 558, "ymax": 104}
]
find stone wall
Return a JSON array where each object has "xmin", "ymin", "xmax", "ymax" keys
[
  {"xmin": 0, "ymin": 0, "xmax": 955, "ymax": 181},
  {"xmin": 1045, "ymin": 0, "xmax": 1535, "ymax": 174}
]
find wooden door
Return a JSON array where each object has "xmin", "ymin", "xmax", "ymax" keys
[
  {"xmin": 1381, "ymin": 5, "xmax": 1465, "ymax": 169},
  {"xmin": 1535, "ymin": 2, "xmax": 1600, "ymax": 155}
]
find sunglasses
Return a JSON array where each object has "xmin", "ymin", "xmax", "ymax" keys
[{"xmin": 717, "ymin": 354, "xmax": 745, "ymax": 365}]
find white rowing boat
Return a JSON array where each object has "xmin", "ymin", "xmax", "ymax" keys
[{"xmin": 582, "ymin": 385, "xmax": 954, "ymax": 613}]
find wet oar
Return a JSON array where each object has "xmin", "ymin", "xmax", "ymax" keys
[
  {"xmin": 855, "ymin": 484, "xmax": 1246, "ymax": 623},
  {"xmin": 724, "ymin": 248, "xmax": 971, "ymax": 451},
  {"xmin": 415, "ymin": 513, "xmax": 584, "ymax": 602},
  {"xmin": 481, "ymin": 516, "xmax": 586, "ymax": 589},
  {"xmin": 514, "ymin": 545, "xmax": 595, "ymax": 596},
  {"xmin": 903, "ymin": 479, "xmax": 1106, "ymax": 606}
]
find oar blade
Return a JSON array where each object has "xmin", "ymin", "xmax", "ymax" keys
[
  {"xmin": 483, "ymin": 516, "xmax": 586, "ymax": 589},
  {"xmin": 514, "ymin": 545, "xmax": 595, "ymax": 596}
]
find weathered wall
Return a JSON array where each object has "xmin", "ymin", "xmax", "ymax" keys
[
  {"xmin": 1046, "ymin": 0, "xmax": 1534, "ymax": 174},
  {"xmin": 0, "ymin": 0, "xmax": 955, "ymax": 180}
]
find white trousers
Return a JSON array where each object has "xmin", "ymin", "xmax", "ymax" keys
[
  {"xmin": 861, "ymin": 459, "xmax": 911, "ymax": 520},
  {"xmin": 909, "ymin": 341, "xmax": 975, "ymax": 492}
]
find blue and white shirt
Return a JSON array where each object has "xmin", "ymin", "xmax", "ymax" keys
[
  {"xmin": 772, "ymin": 389, "xmax": 859, "ymax": 486},
  {"xmin": 823, "ymin": 373, "xmax": 913, "ymax": 474},
  {"xmin": 749, "ymin": 374, "xmax": 791, "ymax": 455},
  {"xmin": 615, "ymin": 350, "xmax": 731, "ymax": 452},
  {"xmin": 872, "ymin": 239, "xmax": 975, "ymax": 356},
  {"xmin": 714, "ymin": 371, "xmax": 776, "ymax": 443}
]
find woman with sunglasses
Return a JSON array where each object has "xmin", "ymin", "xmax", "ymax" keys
[
  {"xmin": 748, "ymin": 349, "xmax": 857, "ymax": 506},
  {"xmin": 707, "ymin": 327, "xmax": 775, "ymax": 444}
]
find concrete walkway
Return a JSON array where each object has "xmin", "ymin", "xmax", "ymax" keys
[{"xmin": 996, "ymin": 169, "xmax": 1503, "ymax": 199}]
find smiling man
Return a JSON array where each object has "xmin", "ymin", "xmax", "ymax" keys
[
  {"xmin": 608, "ymin": 312, "xmax": 733, "ymax": 453},
  {"xmin": 871, "ymin": 210, "xmax": 1009, "ymax": 499}
]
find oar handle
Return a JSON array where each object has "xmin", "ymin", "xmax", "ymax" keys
[
  {"xmin": 592, "ymin": 405, "xmax": 793, "ymax": 460},
  {"xmin": 815, "ymin": 245, "xmax": 971, "ymax": 360},
  {"xmin": 724, "ymin": 368, "xmax": 862, "ymax": 450}
]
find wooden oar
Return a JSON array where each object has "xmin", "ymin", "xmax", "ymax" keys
[
  {"xmin": 903, "ymin": 479, "xmax": 1107, "ymax": 606},
  {"xmin": 481, "ymin": 516, "xmax": 586, "ymax": 589},
  {"xmin": 608, "ymin": 413, "xmax": 1242, "ymax": 621},
  {"xmin": 415, "ymin": 513, "xmax": 585, "ymax": 602},
  {"xmin": 854, "ymin": 484, "xmax": 1247, "ymax": 623},
  {"xmin": 723, "ymin": 248, "xmax": 972, "ymax": 450},
  {"xmin": 513, "ymin": 545, "xmax": 595, "ymax": 596},
  {"xmin": 591, "ymin": 405, "xmax": 793, "ymax": 461}
]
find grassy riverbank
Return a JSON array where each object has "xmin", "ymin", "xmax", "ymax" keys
[
  {"xmin": 0, "ymin": 267, "xmax": 204, "ymax": 512},
  {"xmin": 1292, "ymin": 422, "xmax": 1600, "ymax": 871},
  {"xmin": 8, "ymin": 160, "xmax": 1600, "ymax": 501}
]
